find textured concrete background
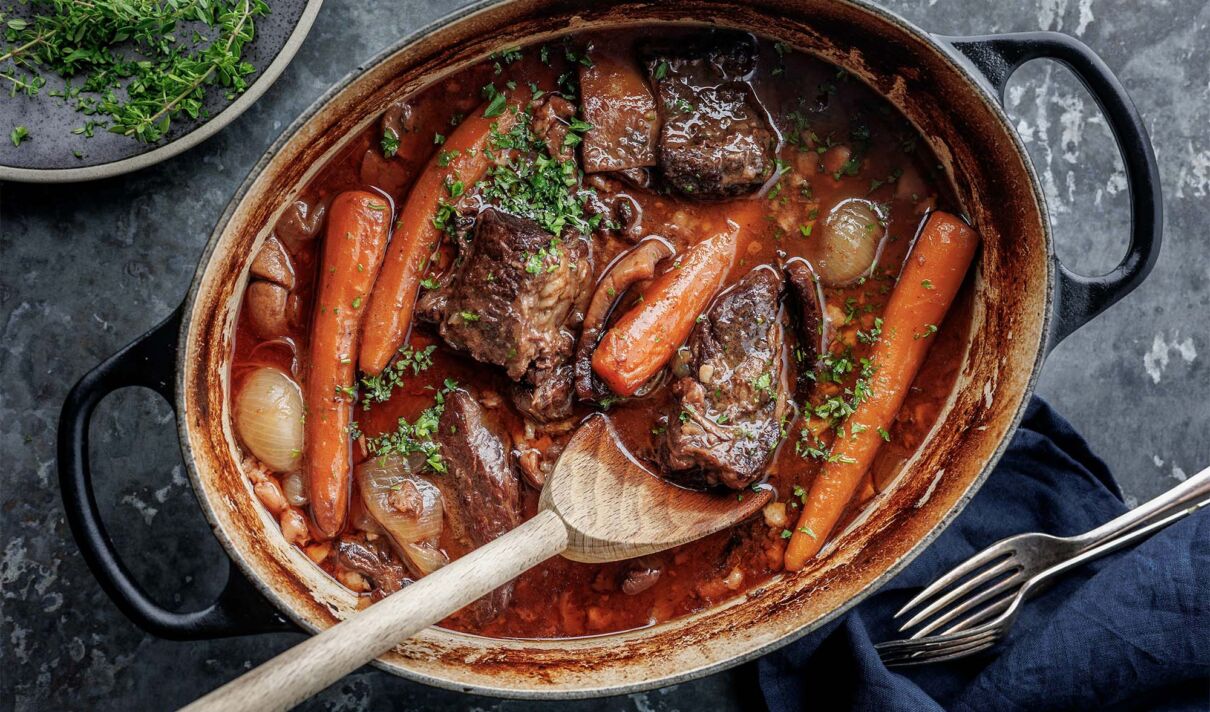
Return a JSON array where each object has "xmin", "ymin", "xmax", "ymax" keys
[{"xmin": 1, "ymin": 0, "xmax": 1207, "ymax": 709}]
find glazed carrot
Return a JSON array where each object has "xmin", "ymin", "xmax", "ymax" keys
[
  {"xmin": 306, "ymin": 191, "xmax": 392, "ymax": 538},
  {"xmin": 591, "ymin": 202, "xmax": 761, "ymax": 397},
  {"xmin": 359, "ymin": 91, "xmax": 524, "ymax": 376},
  {"xmin": 784, "ymin": 211, "xmax": 979, "ymax": 571}
]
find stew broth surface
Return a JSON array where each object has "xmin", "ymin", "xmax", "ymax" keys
[{"xmin": 230, "ymin": 27, "xmax": 972, "ymax": 638}]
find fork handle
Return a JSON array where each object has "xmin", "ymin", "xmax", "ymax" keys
[
  {"xmin": 1030, "ymin": 496, "xmax": 1209, "ymax": 595},
  {"xmin": 1076, "ymin": 465, "xmax": 1210, "ymax": 548}
]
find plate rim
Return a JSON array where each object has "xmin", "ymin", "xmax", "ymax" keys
[{"xmin": 0, "ymin": 0, "xmax": 325, "ymax": 184}]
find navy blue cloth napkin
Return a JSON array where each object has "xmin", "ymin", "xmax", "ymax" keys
[{"xmin": 758, "ymin": 398, "xmax": 1210, "ymax": 711}]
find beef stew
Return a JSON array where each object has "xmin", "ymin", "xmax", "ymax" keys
[{"xmin": 229, "ymin": 27, "xmax": 979, "ymax": 638}]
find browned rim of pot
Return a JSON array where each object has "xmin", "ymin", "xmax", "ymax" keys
[{"xmin": 175, "ymin": 0, "xmax": 1053, "ymax": 698}]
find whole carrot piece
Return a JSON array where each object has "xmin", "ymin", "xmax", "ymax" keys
[
  {"xmin": 784, "ymin": 211, "xmax": 979, "ymax": 571},
  {"xmin": 359, "ymin": 91, "xmax": 524, "ymax": 376},
  {"xmin": 591, "ymin": 202, "xmax": 762, "ymax": 397},
  {"xmin": 306, "ymin": 191, "xmax": 392, "ymax": 538}
]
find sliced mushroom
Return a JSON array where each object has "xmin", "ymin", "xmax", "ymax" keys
[
  {"xmin": 614, "ymin": 167, "xmax": 654, "ymax": 190},
  {"xmin": 621, "ymin": 556, "xmax": 664, "ymax": 595},
  {"xmin": 516, "ymin": 447, "xmax": 545, "ymax": 489},
  {"xmin": 574, "ymin": 237, "xmax": 675, "ymax": 401},
  {"xmin": 245, "ymin": 280, "xmax": 291, "ymax": 340},
  {"xmin": 250, "ymin": 235, "xmax": 296, "ymax": 290},
  {"xmin": 380, "ymin": 102, "xmax": 410, "ymax": 152},
  {"xmin": 275, "ymin": 198, "xmax": 326, "ymax": 246},
  {"xmin": 784, "ymin": 257, "xmax": 827, "ymax": 392},
  {"xmin": 612, "ymin": 193, "xmax": 645, "ymax": 242}
]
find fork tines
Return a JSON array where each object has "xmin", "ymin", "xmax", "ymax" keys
[
  {"xmin": 876, "ymin": 629, "xmax": 1000, "ymax": 666},
  {"xmin": 893, "ymin": 546, "xmax": 1024, "ymax": 638}
]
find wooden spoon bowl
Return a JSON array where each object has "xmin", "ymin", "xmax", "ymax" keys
[{"xmin": 549, "ymin": 413, "xmax": 771, "ymax": 562}]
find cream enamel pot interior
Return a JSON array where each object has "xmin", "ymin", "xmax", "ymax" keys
[{"xmin": 59, "ymin": 0, "xmax": 1161, "ymax": 698}]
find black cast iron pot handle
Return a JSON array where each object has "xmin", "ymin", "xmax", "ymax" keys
[
  {"xmin": 937, "ymin": 31, "xmax": 1162, "ymax": 350},
  {"xmin": 57, "ymin": 306, "xmax": 294, "ymax": 640}
]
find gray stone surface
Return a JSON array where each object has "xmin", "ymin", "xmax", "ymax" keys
[{"xmin": 1, "ymin": 1, "xmax": 1206, "ymax": 709}]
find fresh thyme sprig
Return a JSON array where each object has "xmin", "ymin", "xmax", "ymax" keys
[{"xmin": 0, "ymin": 0, "xmax": 269, "ymax": 143}]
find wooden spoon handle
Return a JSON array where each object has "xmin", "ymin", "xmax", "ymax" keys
[{"xmin": 182, "ymin": 510, "xmax": 569, "ymax": 712}]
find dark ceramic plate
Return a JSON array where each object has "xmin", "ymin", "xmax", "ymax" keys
[{"xmin": 0, "ymin": 0, "xmax": 323, "ymax": 183}]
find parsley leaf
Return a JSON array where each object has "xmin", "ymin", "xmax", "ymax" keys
[
  {"xmin": 380, "ymin": 127, "xmax": 400, "ymax": 157},
  {"xmin": 483, "ymin": 91, "xmax": 508, "ymax": 118},
  {"xmin": 365, "ymin": 380, "xmax": 458, "ymax": 473},
  {"xmin": 360, "ymin": 344, "xmax": 437, "ymax": 409}
]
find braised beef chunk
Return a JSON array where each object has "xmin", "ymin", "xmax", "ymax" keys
[
  {"xmin": 664, "ymin": 266, "xmax": 789, "ymax": 489},
  {"xmin": 532, "ymin": 95, "xmax": 579, "ymax": 163},
  {"xmin": 434, "ymin": 390, "xmax": 522, "ymax": 625},
  {"xmin": 417, "ymin": 207, "xmax": 591, "ymax": 392},
  {"xmin": 579, "ymin": 44, "xmax": 661, "ymax": 173},
  {"xmin": 645, "ymin": 33, "xmax": 776, "ymax": 199},
  {"xmin": 513, "ymin": 361, "xmax": 575, "ymax": 423},
  {"xmin": 436, "ymin": 390, "xmax": 521, "ymax": 545},
  {"xmin": 784, "ymin": 258, "xmax": 825, "ymax": 396}
]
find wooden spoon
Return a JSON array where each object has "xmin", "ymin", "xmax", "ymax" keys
[{"xmin": 183, "ymin": 413, "xmax": 771, "ymax": 712}]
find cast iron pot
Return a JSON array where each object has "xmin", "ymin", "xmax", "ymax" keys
[{"xmin": 58, "ymin": 0, "xmax": 1161, "ymax": 698}]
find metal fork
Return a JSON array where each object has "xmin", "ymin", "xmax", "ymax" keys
[{"xmin": 875, "ymin": 465, "xmax": 1210, "ymax": 666}]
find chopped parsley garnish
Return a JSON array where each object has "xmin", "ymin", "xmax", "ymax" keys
[
  {"xmin": 459, "ymin": 310, "xmax": 480, "ymax": 322},
  {"xmin": 473, "ymin": 110, "xmax": 595, "ymax": 237},
  {"xmin": 523, "ymin": 240, "xmax": 563, "ymax": 274},
  {"xmin": 360, "ymin": 344, "xmax": 437, "ymax": 409},
  {"xmin": 795, "ymin": 331, "xmax": 882, "ymax": 460},
  {"xmin": 751, "ymin": 371, "xmax": 773, "ymax": 397},
  {"xmin": 365, "ymin": 379, "xmax": 458, "ymax": 473},
  {"xmin": 563, "ymin": 117, "xmax": 593, "ymax": 147},
  {"xmin": 596, "ymin": 394, "xmax": 620, "ymax": 411},
  {"xmin": 489, "ymin": 46, "xmax": 522, "ymax": 74},
  {"xmin": 563, "ymin": 46, "xmax": 593, "ymax": 68},
  {"xmin": 670, "ymin": 97, "xmax": 694, "ymax": 114},
  {"xmin": 483, "ymin": 91, "xmax": 508, "ymax": 118},
  {"xmin": 653, "ymin": 60, "xmax": 670, "ymax": 80},
  {"xmin": 856, "ymin": 317, "xmax": 884, "ymax": 345},
  {"xmin": 833, "ymin": 156, "xmax": 862, "ymax": 180},
  {"xmin": 380, "ymin": 127, "xmax": 400, "ymax": 157},
  {"xmin": 10, "ymin": 126, "xmax": 28, "ymax": 147}
]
